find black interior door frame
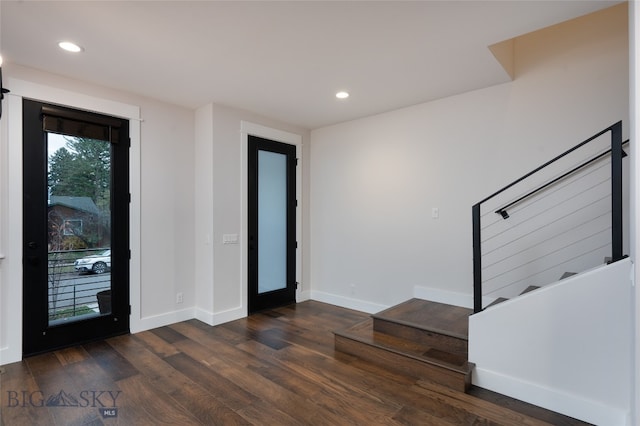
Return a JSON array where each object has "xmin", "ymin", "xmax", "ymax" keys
[
  {"xmin": 247, "ymin": 135, "xmax": 296, "ymax": 313},
  {"xmin": 22, "ymin": 99, "xmax": 130, "ymax": 356}
]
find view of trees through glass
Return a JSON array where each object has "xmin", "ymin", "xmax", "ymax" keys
[{"xmin": 47, "ymin": 134, "xmax": 112, "ymax": 323}]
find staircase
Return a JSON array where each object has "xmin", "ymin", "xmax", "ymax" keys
[
  {"xmin": 334, "ymin": 298, "xmax": 474, "ymax": 392},
  {"xmin": 485, "ymin": 263, "xmax": 607, "ymax": 309}
]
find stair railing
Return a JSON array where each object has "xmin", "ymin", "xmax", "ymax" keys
[{"xmin": 472, "ymin": 121, "xmax": 625, "ymax": 313}]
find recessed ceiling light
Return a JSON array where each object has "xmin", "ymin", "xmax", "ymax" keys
[
  {"xmin": 58, "ymin": 41, "xmax": 83, "ymax": 53},
  {"xmin": 336, "ymin": 91, "xmax": 349, "ymax": 99}
]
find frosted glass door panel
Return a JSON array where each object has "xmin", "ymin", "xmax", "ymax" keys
[{"xmin": 258, "ymin": 150, "xmax": 287, "ymax": 294}]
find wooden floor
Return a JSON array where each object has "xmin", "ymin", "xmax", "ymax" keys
[{"xmin": 0, "ymin": 301, "xmax": 591, "ymax": 425}]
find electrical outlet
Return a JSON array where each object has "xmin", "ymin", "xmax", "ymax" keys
[
  {"xmin": 223, "ymin": 234, "xmax": 239, "ymax": 244},
  {"xmin": 176, "ymin": 292, "xmax": 183, "ymax": 304}
]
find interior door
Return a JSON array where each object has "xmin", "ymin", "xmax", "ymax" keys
[
  {"xmin": 248, "ymin": 135, "xmax": 296, "ymax": 313},
  {"xmin": 22, "ymin": 99, "xmax": 130, "ymax": 356}
]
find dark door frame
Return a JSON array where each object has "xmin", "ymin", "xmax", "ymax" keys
[
  {"xmin": 247, "ymin": 135, "xmax": 297, "ymax": 313},
  {"xmin": 240, "ymin": 121, "xmax": 302, "ymax": 317},
  {"xmin": 22, "ymin": 99, "xmax": 130, "ymax": 356},
  {"xmin": 0, "ymin": 83, "xmax": 140, "ymax": 364}
]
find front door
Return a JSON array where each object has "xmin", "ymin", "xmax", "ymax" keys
[
  {"xmin": 22, "ymin": 99, "xmax": 130, "ymax": 356},
  {"xmin": 248, "ymin": 135, "xmax": 296, "ymax": 313}
]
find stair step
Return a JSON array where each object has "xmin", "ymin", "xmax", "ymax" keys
[
  {"xmin": 486, "ymin": 297, "xmax": 508, "ymax": 308},
  {"xmin": 520, "ymin": 285, "xmax": 540, "ymax": 295},
  {"xmin": 372, "ymin": 298, "xmax": 470, "ymax": 339},
  {"xmin": 372, "ymin": 298, "xmax": 470, "ymax": 356},
  {"xmin": 334, "ymin": 299, "xmax": 474, "ymax": 392},
  {"xmin": 485, "ymin": 285, "xmax": 540, "ymax": 310},
  {"xmin": 560, "ymin": 271, "xmax": 577, "ymax": 280},
  {"xmin": 335, "ymin": 318, "xmax": 473, "ymax": 392}
]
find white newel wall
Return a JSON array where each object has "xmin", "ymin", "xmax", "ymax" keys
[{"xmin": 469, "ymin": 259, "xmax": 633, "ymax": 426}]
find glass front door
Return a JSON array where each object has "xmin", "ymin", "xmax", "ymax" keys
[{"xmin": 23, "ymin": 99, "xmax": 130, "ymax": 356}]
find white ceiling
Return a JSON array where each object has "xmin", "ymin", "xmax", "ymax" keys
[{"xmin": 0, "ymin": 1, "xmax": 622, "ymax": 130}]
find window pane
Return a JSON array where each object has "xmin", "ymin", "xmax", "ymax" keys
[
  {"xmin": 258, "ymin": 150, "xmax": 287, "ymax": 294},
  {"xmin": 47, "ymin": 133, "xmax": 112, "ymax": 324}
]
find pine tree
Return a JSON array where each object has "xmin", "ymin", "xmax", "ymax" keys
[{"xmin": 48, "ymin": 137, "xmax": 111, "ymax": 212}]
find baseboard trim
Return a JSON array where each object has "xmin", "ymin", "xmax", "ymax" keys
[
  {"xmin": 473, "ymin": 367, "xmax": 629, "ymax": 426},
  {"xmin": 0, "ymin": 346, "xmax": 21, "ymax": 366},
  {"xmin": 310, "ymin": 291, "xmax": 388, "ymax": 314},
  {"xmin": 195, "ymin": 305, "xmax": 246, "ymax": 326},
  {"xmin": 297, "ymin": 290, "xmax": 311, "ymax": 302},
  {"xmin": 132, "ymin": 307, "xmax": 195, "ymax": 333}
]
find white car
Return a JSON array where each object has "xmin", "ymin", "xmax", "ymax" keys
[{"xmin": 74, "ymin": 249, "xmax": 111, "ymax": 274}]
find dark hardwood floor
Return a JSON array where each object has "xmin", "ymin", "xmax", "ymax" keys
[{"xmin": 0, "ymin": 301, "xmax": 591, "ymax": 425}]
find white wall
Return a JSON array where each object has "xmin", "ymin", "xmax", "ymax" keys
[
  {"xmin": 193, "ymin": 103, "xmax": 310, "ymax": 325},
  {"xmin": 309, "ymin": 4, "xmax": 629, "ymax": 312},
  {"xmin": 469, "ymin": 259, "xmax": 633, "ymax": 426},
  {"xmin": 0, "ymin": 63, "xmax": 311, "ymax": 365},
  {"xmin": 0, "ymin": 64, "xmax": 196, "ymax": 364},
  {"xmin": 629, "ymin": 2, "xmax": 639, "ymax": 424},
  {"xmin": 137, "ymin": 88, "xmax": 195, "ymax": 327}
]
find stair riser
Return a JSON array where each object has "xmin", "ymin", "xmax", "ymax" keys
[
  {"xmin": 373, "ymin": 319, "xmax": 468, "ymax": 357},
  {"xmin": 335, "ymin": 335, "xmax": 471, "ymax": 392}
]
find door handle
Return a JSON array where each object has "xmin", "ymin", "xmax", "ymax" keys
[{"xmin": 27, "ymin": 241, "xmax": 38, "ymax": 250}]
